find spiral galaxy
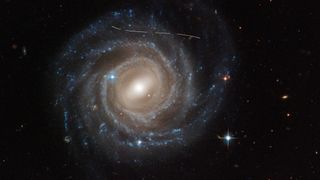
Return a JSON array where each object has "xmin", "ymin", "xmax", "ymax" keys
[{"xmin": 54, "ymin": 1, "xmax": 237, "ymax": 162}]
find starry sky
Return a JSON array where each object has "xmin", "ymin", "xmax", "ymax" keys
[{"xmin": 1, "ymin": 0, "xmax": 320, "ymax": 179}]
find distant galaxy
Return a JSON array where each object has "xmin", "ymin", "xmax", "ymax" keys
[{"xmin": 54, "ymin": 2, "xmax": 237, "ymax": 162}]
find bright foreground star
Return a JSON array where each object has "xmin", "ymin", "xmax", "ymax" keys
[{"xmin": 218, "ymin": 131, "xmax": 236, "ymax": 148}]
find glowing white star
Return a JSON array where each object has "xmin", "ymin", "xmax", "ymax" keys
[
  {"xmin": 225, "ymin": 135, "xmax": 231, "ymax": 141},
  {"xmin": 109, "ymin": 74, "xmax": 115, "ymax": 79},
  {"xmin": 137, "ymin": 140, "xmax": 142, "ymax": 146},
  {"xmin": 218, "ymin": 130, "xmax": 236, "ymax": 148}
]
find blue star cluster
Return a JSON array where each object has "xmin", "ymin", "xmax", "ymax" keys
[{"xmin": 53, "ymin": 2, "xmax": 237, "ymax": 162}]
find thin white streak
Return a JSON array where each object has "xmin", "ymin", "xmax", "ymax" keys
[
  {"xmin": 124, "ymin": 29, "xmax": 148, "ymax": 34},
  {"xmin": 154, "ymin": 32, "xmax": 172, "ymax": 35},
  {"xmin": 176, "ymin": 33, "xmax": 200, "ymax": 39},
  {"xmin": 111, "ymin": 26, "xmax": 122, "ymax": 30}
]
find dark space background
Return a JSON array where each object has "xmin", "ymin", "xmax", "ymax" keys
[{"xmin": 1, "ymin": 0, "xmax": 320, "ymax": 179}]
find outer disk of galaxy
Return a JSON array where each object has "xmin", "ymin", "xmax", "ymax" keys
[{"xmin": 54, "ymin": 1, "xmax": 237, "ymax": 162}]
